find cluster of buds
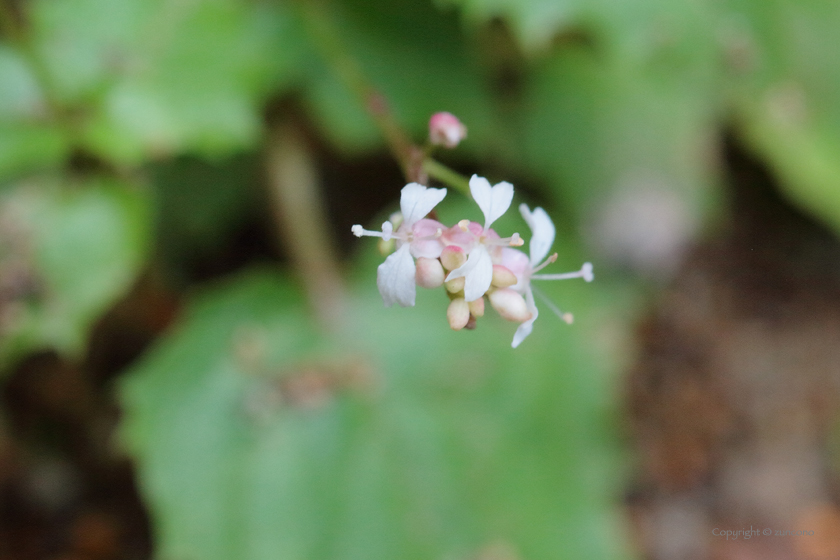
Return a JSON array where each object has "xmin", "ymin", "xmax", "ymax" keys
[{"xmin": 352, "ymin": 175, "xmax": 593, "ymax": 348}]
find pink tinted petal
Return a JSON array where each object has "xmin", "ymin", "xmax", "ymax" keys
[
  {"xmin": 408, "ymin": 218, "xmax": 445, "ymax": 258},
  {"xmin": 411, "ymin": 218, "xmax": 444, "ymax": 238},
  {"xmin": 376, "ymin": 244, "xmax": 416, "ymax": 307},
  {"xmin": 440, "ymin": 223, "xmax": 479, "ymax": 252},
  {"xmin": 500, "ymin": 247, "xmax": 531, "ymax": 291},
  {"xmin": 483, "ymin": 227, "xmax": 503, "ymax": 261},
  {"xmin": 410, "ymin": 238, "xmax": 444, "ymax": 259},
  {"xmin": 446, "ymin": 245, "xmax": 493, "ymax": 302},
  {"xmin": 511, "ymin": 288, "xmax": 539, "ymax": 348}
]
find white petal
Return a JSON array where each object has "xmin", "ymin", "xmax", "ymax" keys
[
  {"xmin": 511, "ymin": 287, "xmax": 539, "ymax": 348},
  {"xmin": 445, "ymin": 245, "xmax": 493, "ymax": 302},
  {"xmin": 519, "ymin": 204, "xmax": 555, "ymax": 266},
  {"xmin": 470, "ymin": 175, "xmax": 513, "ymax": 229},
  {"xmin": 376, "ymin": 244, "xmax": 416, "ymax": 307},
  {"xmin": 399, "ymin": 183, "xmax": 447, "ymax": 227}
]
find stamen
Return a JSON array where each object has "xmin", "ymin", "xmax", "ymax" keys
[
  {"xmin": 486, "ymin": 232, "xmax": 524, "ymax": 247},
  {"xmin": 531, "ymin": 262, "xmax": 593, "ymax": 282},
  {"xmin": 581, "ymin": 262, "xmax": 594, "ymax": 282},
  {"xmin": 458, "ymin": 219, "xmax": 470, "ymax": 232},
  {"xmin": 415, "ymin": 230, "xmax": 443, "ymax": 242},
  {"xmin": 350, "ymin": 220, "xmax": 394, "ymax": 241},
  {"xmin": 531, "ymin": 253, "xmax": 558, "ymax": 274},
  {"xmin": 532, "ymin": 285, "xmax": 571, "ymax": 323}
]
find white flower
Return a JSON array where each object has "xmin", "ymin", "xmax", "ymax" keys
[
  {"xmin": 445, "ymin": 175, "xmax": 522, "ymax": 302},
  {"xmin": 501, "ymin": 204, "xmax": 593, "ymax": 348},
  {"xmin": 352, "ymin": 183, "xmax": 447, "ymax": 307}
]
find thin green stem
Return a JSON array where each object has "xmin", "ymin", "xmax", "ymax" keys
[
  {"xmin": 423, "ymin": 158, "xmax": 471, "ymax": 197},
  {"xmin": 298, "ymin": 0, "xmax": 415, "ymax": 178},
  {"xmin": 266, "ymin": 123, "xmax": 347, "ymax": 331},
  {"xmin": 296, "ymin": 0, "xmax": 476, "ymax": 195}
]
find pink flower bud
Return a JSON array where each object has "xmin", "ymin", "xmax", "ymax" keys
[
  {"xmin": 429, "ymin": 112, "xmax": 467, "ymax": 148},
  {"xmin": 440, "ymin": 245, "xmax": 467, "ymax": 271},
  {"xmin": 468, "ymin": 297, "xmax": 485, "ymax": 317},
  {"xmin": 415, "ymin": 257, "xmax": 445, "ymax": 288},
  {"xmin": 488, "ymin": 288, "xmax": 532, "ymax": 322},
  {"xmin": 491, "ymin": 265, "xmax": 517, "ymax": 288},
  {"xmin": 445, "ymin": 276, "xmax": 465, "ymax": 294},
  {"xmin": 447, "ymin": 298, "xmax": 470, "ymax": 330}
]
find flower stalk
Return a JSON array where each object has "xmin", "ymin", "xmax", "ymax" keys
[{"xmin": 266, "ymin": 122, "xmax": 347, "ymax": 330}]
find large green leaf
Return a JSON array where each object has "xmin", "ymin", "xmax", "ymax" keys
[
  {"xmin": 27, "ymin": 0, "xmax": 295, "ymax": 163},
  {"xmin": 0, "ymin": 176, "xmax": 151, "ymax": 367},
  {"xmin": 119, "ymin": 266, "xmax": 629, "ymax": 560},
  {"xmin": 725, "ymin": 0, "xmax": 840, "ymax": 233}
]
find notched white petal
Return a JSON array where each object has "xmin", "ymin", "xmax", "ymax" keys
[
  {"xmin": 470, "ymin": 175, "xmax": 513, "ymax": 229},
  {"xmin": 376, "ymin": 244, "xmax": 416, "ymax": 307},
  {"xmin": 399, "ymin": 183, "xmax": 447, "ymax": 227},
  {"xmin": 511, "ymin": 288, "xmax": 539, "ymax": 348},
  {"xmin": 519, "ymin": 204, "xmax": 555, "ymax": 265},
  {"xmin": 446, "ymin": 245, "xmax": 493, "ymax": 302}
]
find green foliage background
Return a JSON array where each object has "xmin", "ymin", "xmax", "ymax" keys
[{"xmin": 2, "ymin": 0, "xmax": 840, "ymax": 558}]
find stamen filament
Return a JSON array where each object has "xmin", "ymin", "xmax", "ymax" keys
[
  {"xmin": 532, "ymin": 262, "xmax": 593, "ymax": 282},
  {"xmin": 414, "ymin": 228, "xmax": 443, "ymax": 242},
  {"xmin": 351, "ymin": 221, "xmax": 395, "ymax": 241},
  {"xmin": 487, "ymin": 232, "xmax": 524, "ymax": 247},
  {"xmin": 531, "ymin": 286, "xmax": 573, "ymax": 324},
  {"xmin": 531, "ymin": 253, "xmax": 558, "ymax": 274}
]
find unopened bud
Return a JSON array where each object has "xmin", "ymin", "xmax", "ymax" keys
[
  {"xmin": 447, "ymin": 298, "xmax": 470, "ymax": 330},
  {"xmin": 415, "ymin": 257, "xmax": 445, "ymax": 288},
  {"xmin": 445, "ymin": 276, "xmax": 465, "ymax": 293},
  {"xmin": 488, "ymin": 289, "xmax": 532, "ymax": 322},
  {"xmin": 468, "ymin": 297, "xmax": 485, "ymax": 317},
  {"xmin": 491, "ymin": 265, "xmax": 518, "ymax": 288},
  {"xmin": 440, "ymin": 245, "xmax": 466, "ymax": 270},
  {"xmin": 429, "ymin": 112, "xmax": 467, "ymax": 148}
]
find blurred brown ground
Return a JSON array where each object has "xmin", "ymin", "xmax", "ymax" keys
[{"xmin": 627, "ymin": 139, "xmax": 840, "ymax": 560}]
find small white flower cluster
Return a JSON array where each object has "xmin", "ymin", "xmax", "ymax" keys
[{"xmin": 352, "ymin": 175, "xmax": 593, "ymax": 348}]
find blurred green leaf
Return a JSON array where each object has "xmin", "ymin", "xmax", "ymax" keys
[
  {"xmin": 298, "ymin": 0, "xmax": 497, "ymax": 154},
  {"xmin": 149, "ymin": 154, "xmax": 263, "ymax": 282},
  {"xmin": 119, "ymin": 267, "xmax": 629, "ymax": 560},
  {"xmin": 0, "ymin": 46, "xmax": 69, "ymax": 181},
  {"xmin": 519, "ymin": 46, "xmax": 721, "ymax": 225},
  {"xmin": 0, "ymin": 176, "xmax": 151, "ymax": 367},
  {"xmin": 28, "ymin": 0, "xmax": 296, "ymax": 163},
  {"xmin": 725, "ymin": 0, "xmax": 840, "ymax": 233}
]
